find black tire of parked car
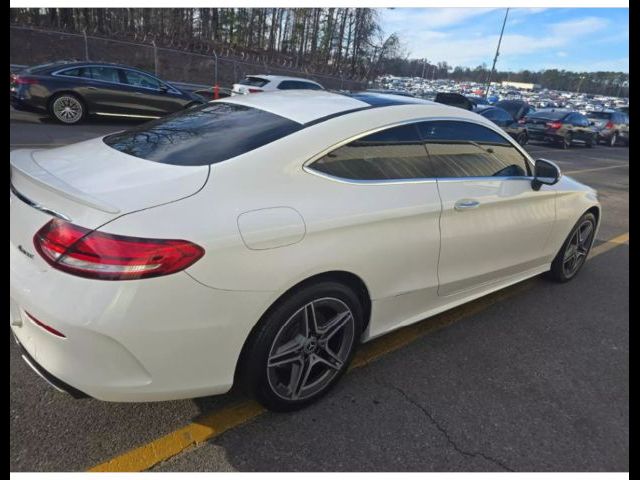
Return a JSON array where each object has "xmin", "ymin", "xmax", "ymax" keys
[
  {"xmin": 239, "ymin": 281, "xmax": 364, "ymax": 412},
  {"xmin": 561, "ymin": 133, "xmax": 573, "ymax": 149},
  {"xmin": 516, "ymin": 132, "xmax": 528, "ymax": 146}
]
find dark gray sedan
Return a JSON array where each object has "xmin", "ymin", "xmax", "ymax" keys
[{"xmin": 10, "ymin": 61, "xmax": 205, "ymax": 124}]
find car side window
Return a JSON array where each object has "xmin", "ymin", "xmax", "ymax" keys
[
  {"xmin": 309, "ymin": 124, "xmax": 432, "ymax": 180},
  {"xmin": 417, "ymin": 120, "xmax": 530, "ymax": 178},
  {"xmin": 88, "ymin": 67, "xmax": 120, "ymax": 84},
  {"xmin": 121, "ymin": 70, "xmax": 162, "ymax": 90},
  {"xmin": 57, "ymin": 67, "xmax": 91, "ymax": 78}
]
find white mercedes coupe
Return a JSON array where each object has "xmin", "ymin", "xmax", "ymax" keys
[{"xmin": 10, "ymin": 90, "xmax": 600, "ymax": 411}]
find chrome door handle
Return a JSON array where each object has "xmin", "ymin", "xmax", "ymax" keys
[{"xmin": 454, "ymin": 199, "xmax": 480, "ymax": 211}]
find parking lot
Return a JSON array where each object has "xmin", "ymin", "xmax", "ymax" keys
[{"xmin": 10, "ymin": 107, "xmax": 629, "ymax": 472}]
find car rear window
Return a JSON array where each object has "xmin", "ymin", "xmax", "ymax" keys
[
  {"xmin": 239, "ymin": 76, "xmax": 270, "ymax": 87},
  {"xmin": 103, "ymin": 102, "xmax": 302, "ymax": 166},
  {"xmin": 586, "ymin": 112, "xmax": 613, "ymax": 120},
  {"xmin": 527, "ymin": 110, "xmax": 569, "ymax": 121}
]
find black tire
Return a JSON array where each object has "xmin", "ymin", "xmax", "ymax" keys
[
  {"xmin": 586, "ymin": 134, "xmax": 595, "ymax": 148},
  {"xmin": 548, "ymin": 212, "xmax": 597, "ymax": 283},
  {"xmin": 240, "ymin": 281, "xmax": 363, "ymax": 412},
  {"xmin": 516, "ymin": 132, "xmax": 528, "ymax": 146},
  {"xmin": 48, "ymin": 93, "xmax": 86, "ymax": 124},
  {"xmin": 561, "ymin": 133, "xmax": 572, "ymax": 149}
]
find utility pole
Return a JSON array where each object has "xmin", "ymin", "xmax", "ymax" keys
[
  {"xmin": 484, "ymin": 8, "xmax": 509, "ymax": 99},
  {"xmin": 576, "ymin": 75, "xmax": 585, "ymax": 94},
  {"xmin": 421, "ymin": 58, "xmax": 426, "ymax": 79}
]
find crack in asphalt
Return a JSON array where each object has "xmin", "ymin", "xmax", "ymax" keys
[{"xmin": 373, "ymin": 376, "xmax": 514, "ymax": 472}]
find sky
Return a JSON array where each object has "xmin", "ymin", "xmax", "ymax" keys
[{"xmin": 378, "ymin": 8, "xmax": 629, "ymax": 73}]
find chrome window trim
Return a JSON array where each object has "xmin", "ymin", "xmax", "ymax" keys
[
  {"xmin": 51, "ymin": 65, "xmax": 182, "ymax": 95},
  {"xmin": 303, "ymin": 115, "xmax": 536, "ymax": 186}
]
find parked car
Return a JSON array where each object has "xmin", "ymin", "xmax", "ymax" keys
[
  {"xmin": 231, "ymin": 75, "xmax": 324, "ymax": 95},
  {"xmin": 10, "ymin": 61, "xmax": 206, "ymax": 124},
  {"xmin": 586, "ymin": 110, "xmax": 629, "ymax": 147},
  {"xmin": 10, "ymin": 91, "xmax": 600, "ymax": 411},
  {"xmin": 433, "ymin": 92, "xmax": 474, "ymax": 110},
  {"xmin": 494, "ymin": 99, "xmax": 535, "ymax": 122},
  {"xmin": 191, "ymin": 86, "xmax": 233, "ymax": 101},
  {"xmin": 476, "ymin": 105, "xmax": 528, "ymax": 145},
  {"xmin": 525, "ymin": 110, "xmax": 597, "ymax": 149},
  {"xmin": 366, "ymin": 88, "xmax": 415, "ymax": 98}
]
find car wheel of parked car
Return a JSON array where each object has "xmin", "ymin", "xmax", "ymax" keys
[
  {"xmin": 49, "ymin": 93, "xmax": 86, "ymax": 124},
  {"xmin": 561, "ymin": 133, "xmax": 572, "ymax": 149},
  {"xmin": 516, "ymin": 132, "xmax": 528, "ymax": 146},
  {"xmin": 609, "ymin": 132, "xmax": 618, "ymax": 147},
  {"xmin": 586, "ymin": 134, "xmax": 595, "ymax": 148},
  {"xmin": 240, "ymin": 281, "xmax": 363, "ymax": 412},
  {"xmin": 548, "ymin": 212, "xmax": 597, "ymax": 283}
]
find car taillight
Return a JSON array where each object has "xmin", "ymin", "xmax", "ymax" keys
[
  {"xmin": 247, "ymin": 88, "xmax": 262, "ymax": 93},
  {"xmin": 33, "ymin": 219, "xmax": 205, "ymax": 281},
  {"xmin": 14, "ymin": 76, "xmax": 38, "ymax": 85},
  {"xmin": 605, "ymin": 121, "xmax": 614, "ymax": 129},
  {"xmin": 546, "ymin": 121, "xmax": 562, "ymax": 129}
]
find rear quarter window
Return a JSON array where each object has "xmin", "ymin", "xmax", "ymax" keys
[{"xmin": 103, "ymin": 103, "xmax": 302, "ymax": 166}]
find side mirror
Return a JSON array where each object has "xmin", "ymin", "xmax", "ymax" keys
[{"xmin": 532, "ymin": 159, "xmax": 561, "ymax": 191}]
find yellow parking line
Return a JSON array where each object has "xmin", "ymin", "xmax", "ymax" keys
[{"xmin": 88, "ymin": 232, "xmax": 629, "ymax": 472}]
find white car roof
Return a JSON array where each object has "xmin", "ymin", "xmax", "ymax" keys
[
  {"xmin": 219, "ymin": 90, "xmax": 487, "ymax": 125},
  {"xmin": 244, "ymin": 75, "xmax": 322, "ymax": 84}
]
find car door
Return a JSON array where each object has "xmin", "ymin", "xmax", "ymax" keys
[
  {"xmin": 117, "ymin": 69, "xmax": 186, "ymax": 117},
  {"xmin": 416, "ymin": 120, "xmax": 557, "ymax": 297},
  {"xmin": 82, "ymin": 66, "xmax": 133, "ymax": 115}
]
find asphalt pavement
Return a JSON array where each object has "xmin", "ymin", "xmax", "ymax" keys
[{"xmin": 9, "ymin": 108, "xmax": 629, "ymax": 472}]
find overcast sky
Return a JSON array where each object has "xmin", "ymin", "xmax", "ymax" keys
[{"xmin": 378, "ymin": 8, "xmax": 629, "ymax": 73}]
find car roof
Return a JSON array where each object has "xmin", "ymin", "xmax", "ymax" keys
[
  {"xmin": 39, "ymin": 60, "xmax": 154, "ymax": 72},
  {"xmin": 244, "ymin": 74, "xmax": 322, "ymax": 84},
  {"xmin": 219, "ymin": 90, "xmax": 489, "ymax": 125}
]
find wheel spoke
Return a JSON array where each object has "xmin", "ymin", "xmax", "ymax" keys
[
  {"xmin": 304, "ymin": 302, "xmax": 319, "ymax": 336},
  {"xmin": 316, "ymin": 347, "xmax": 343, "ymax": 371},
  {"xmin": 319, "ymin": 310, "xmax": 352, "ymax": 341},
  {"xmin": 579, "ymin": 223, "xmax": 593, "ymax": 247},
  {"xmin": 268, "ymin": 335, "xmax": 305, "ymax": 367},
  {"xmin": 289, "ymin": 356, "xmax": 313, "ymax": 398}
]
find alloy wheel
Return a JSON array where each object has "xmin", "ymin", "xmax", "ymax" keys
[
  {"xmin": 266, "ymin": 297, "xmax": 355, "ymax": 401},
  {"xmin": 562, "ymin": 219, "xmax": 594, "ymax": 278},
  {"xmin": 52, "ymin": 96, "xmax": 83, "ymax": 124}
]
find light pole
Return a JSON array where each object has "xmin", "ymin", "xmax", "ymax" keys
[{"xmin": 484, "ymin": 8, "xmax": 509, "ymax": 99}]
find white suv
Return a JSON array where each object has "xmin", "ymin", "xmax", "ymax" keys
[{"xmin": 232, "ymin": 75, "xmax": 324, "ymax": 95}]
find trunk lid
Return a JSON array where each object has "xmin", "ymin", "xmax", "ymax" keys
[{"xmin": 10, "ymin": 137, "xmax": 209, "ymax": 229}]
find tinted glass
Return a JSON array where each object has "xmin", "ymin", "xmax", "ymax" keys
[
  {"xmin": 310, "ymin": 124, "xmax": 432, "ymax": 180},
  {"xmin": 417, "ymin": 121, "xmax": 529, "ymax": 178},
  {"xmin": 89, "ymin": 67, "xmax": 120, "ymax": 83},
  {"xmin": 57, "ymin": 67, "xmax": 88, "ymax": 78},
  {"xmin": 122, "ymin": 70, "xmax": 162, "ymax": 89},
  {"xmin": 239, "ymin": 76, "xmax": 269, "ymax": 87},
  {"xmin": 587, "ymin": 112, "xmax": 613, "ymax": 120},
  {"xmin": 278, "ymin": 81, "xmax": 323, "ymax": 90},
  {"xmin": 494, "ymin": 101, "xmax": 522, "ymax": 119},
  {"xmin": 528, "ymin": 110, "xmax": 569, "ymax": 121},
  {"xmin": 103, "ymin": 103, "xmax": 302, "ymax": 166}
]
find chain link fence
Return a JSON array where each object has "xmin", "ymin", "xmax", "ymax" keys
[{"xmin": 10, "ymin": 26, "xmax": 366, "ymax": 91}]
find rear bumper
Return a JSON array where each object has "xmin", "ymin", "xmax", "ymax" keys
[
  {"xmin": 12, "ymin": 332, "xmax": 89, "ymax": 399},
  {"xmin": 527, "ymin": 130, "xmax": 563, "ymax": 143},
  {"xmin": 10, "ymin": 233, "xmax": 276, "ymax": 402}
]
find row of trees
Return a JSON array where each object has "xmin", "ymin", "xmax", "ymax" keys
[
  {"xmin": 9, "ymin": 8, "xmax": 628, "ymax": 96},
  {"xmin": 9, "ymin": 8, "xmax": 401, "ymax": 79}
]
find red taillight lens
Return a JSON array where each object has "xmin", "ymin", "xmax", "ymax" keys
[
  {"xmin": 546, "ymin": 121, "xmax": 562, "ymax": 129},
  {"xmin": 605, "ymin": 121, "xmax": 614, "ymax": 129},
  {"xmin": 14, "ymin": 76, "xmax": 38, "ymax": 85},
  {"xmin": 247, "ymin": 88, "xmax": 262, "ymax": 93},
  {"xmin": 33, "ymin": 219, "xmax": 205, "ymax": 280},
  {"xmin": 25, "ymin": 311, "xmax": 66, "ymax": 338}
]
